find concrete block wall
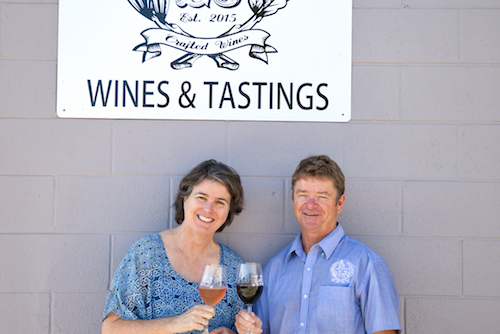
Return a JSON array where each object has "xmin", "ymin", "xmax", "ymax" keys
[{"xmin": 1, "ymin": 1, "xmax": 499, "ymax": 333}]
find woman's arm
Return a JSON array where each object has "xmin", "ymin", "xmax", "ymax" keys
[{"xmin": 102, "ymin": 304, "xmax": 215, "ymax": 334}]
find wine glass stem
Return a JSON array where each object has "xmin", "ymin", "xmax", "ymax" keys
[{"xmin": 246, "ymin": 305, "xmax": 253, "ymax": 334}]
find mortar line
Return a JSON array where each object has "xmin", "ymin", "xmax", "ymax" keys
[
  {"xmin": 108, "ymin": 234, "xmax": 114, "ymax": 290},
  {"xmin": 49, "ymin": 291, "xmax": 54, "ymax": 334},
  {"xmin": 403, "ymin": 296, "xmax": 407, "ymax": 334}
]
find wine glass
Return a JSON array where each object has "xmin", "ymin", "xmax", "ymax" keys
[
  {"xmin": 236, "ymin": 262, "xmax": 264, "ymax": 317},
  {"xmin": 198, "ymin": 264, "xmax": 228, "ymax": 334}
]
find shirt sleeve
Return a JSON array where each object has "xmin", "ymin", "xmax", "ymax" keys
[
  {"xmin": 102, "ymin": 244, "xmax": 151, "ymax": 321},
  {"xmin": 359, "ymin": 260, "xmax": 401, "ymax": 334}
]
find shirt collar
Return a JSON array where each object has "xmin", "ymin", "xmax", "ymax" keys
[{"xmin": 285, "ymin": 223, "xmax": 346, "ymax": 262}]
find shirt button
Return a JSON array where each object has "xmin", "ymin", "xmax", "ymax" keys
[
  {"xmin": 300, "ymin": 322, "xmax": 305, "ymax": 327},
  {"xmin": 303, "ymin": 294, "xmax": 308, "ymax": 299},
  {"xmin": 306, "ymin": 267, "xmax": 311, "ymax": 272}
]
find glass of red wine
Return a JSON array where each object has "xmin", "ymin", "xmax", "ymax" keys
[
  {"xmin": 199, "ymin": 264, "xmax": 228, "ymax": 334},
  {"xmin": 236, "ymin": 262, "xmax": 264, "ymax": 332}
]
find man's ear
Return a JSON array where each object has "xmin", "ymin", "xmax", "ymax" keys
[{"xmin": 337, "ymin": 194, "xmax": 346, "ymax": 213}]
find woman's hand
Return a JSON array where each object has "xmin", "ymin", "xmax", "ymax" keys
[
  {"xmin": 235, "ymin": 309, "xmax": 263, "ymax": 334},
  {"xmin": 171, "ymin": 304, "xmax": 216, "ymax": 333}
]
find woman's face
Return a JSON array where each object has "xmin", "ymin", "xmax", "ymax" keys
[{"xmin": 183, "ymin": 178, "xmax": 231, "ymax": 235}]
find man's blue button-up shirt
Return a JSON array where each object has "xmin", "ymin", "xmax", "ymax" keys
[{"xmin": 255, "ymin": 224, "xmax": 401, "ymax": 334}]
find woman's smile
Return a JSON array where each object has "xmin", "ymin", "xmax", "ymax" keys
[{"xmin": 197, "ymin": 214, "xmax": 214, "ymax": 223}]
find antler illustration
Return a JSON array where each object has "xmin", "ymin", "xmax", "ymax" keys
[
  {"xmin": 223, "ymin": 0, "xmax": 289, "ymax": 36},
  {"xmin": 128, "ymin": 0, "xmax": 191, "ymax": 36}
]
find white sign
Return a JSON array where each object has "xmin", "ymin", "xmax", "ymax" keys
[{"xmin": 57, "ymin": 0, "xmax": 352, "ymax": 122}]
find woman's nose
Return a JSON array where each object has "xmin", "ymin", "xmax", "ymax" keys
[{"xmin": 203, "ymin": 201, "xmax": 213, "ymax": 211}]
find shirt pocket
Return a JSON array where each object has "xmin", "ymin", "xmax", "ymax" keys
[{"xmin": 317, "ymin": 286, "xmax": 357, "ymax": 332}]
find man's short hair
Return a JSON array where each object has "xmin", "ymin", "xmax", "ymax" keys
[{"xmin": 291, "ymin": 155, "xmax": 345, "ymax": 200}]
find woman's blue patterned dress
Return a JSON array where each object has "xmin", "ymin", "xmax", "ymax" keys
[{"xmin": 103, "ymin": 233, "xmax": 244, "ymax": 333}]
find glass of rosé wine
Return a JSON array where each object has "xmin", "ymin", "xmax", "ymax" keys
[{"xmin": 198, "ymin": 264, "xmax": 227, "ymax": 333}]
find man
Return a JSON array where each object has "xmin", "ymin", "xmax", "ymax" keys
[{"xmin": 236, "ymin": 155, "xmax": 401, "ymax": 334}]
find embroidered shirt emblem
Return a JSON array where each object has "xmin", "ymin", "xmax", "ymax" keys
[{"xmin": 330, "ymin": 260, "xmax": 355, "ymax": 284}]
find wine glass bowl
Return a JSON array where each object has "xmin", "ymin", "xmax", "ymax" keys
[
  {"xmin": 199, "ymin": 264, "xmax": 228, "ymax": 333},
  {"xmin": 236, "ymin": 262, "xmax": 264, "ymax": 313}
]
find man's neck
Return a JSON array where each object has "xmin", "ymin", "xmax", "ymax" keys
[{"xmin": 301, "ymin": 223, "xmax": 337, "ymax": 254}]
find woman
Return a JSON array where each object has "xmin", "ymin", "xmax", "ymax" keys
[{"xmin": 102, "ymin": 160, "xmax": 245, "ymax": 334}]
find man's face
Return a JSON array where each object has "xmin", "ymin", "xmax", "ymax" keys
[{"xmin": 292, "ymin": 177, "xmax": 345, "ymax": 237}]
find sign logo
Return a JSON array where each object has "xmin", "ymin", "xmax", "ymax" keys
[
  {"xmin": 128, "ymin": 0, "xmax": 288, "ymax": 70},
  {"xmin": 330, "ymin": 260, "xmax": 355, "ymax": 285}
]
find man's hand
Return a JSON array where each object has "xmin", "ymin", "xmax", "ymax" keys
[{"xmin": 235, "ymin": 310, "xmax": 263, "ymax": 334}]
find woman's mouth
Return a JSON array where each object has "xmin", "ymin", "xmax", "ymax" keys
[{"xmin": 197, "ymin": 214, "xmax": 214, "ymax": 223}]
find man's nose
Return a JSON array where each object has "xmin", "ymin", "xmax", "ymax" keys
[{"xmin": 306, "ymin": 198, "xmax": 317, "ymax": 207}]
